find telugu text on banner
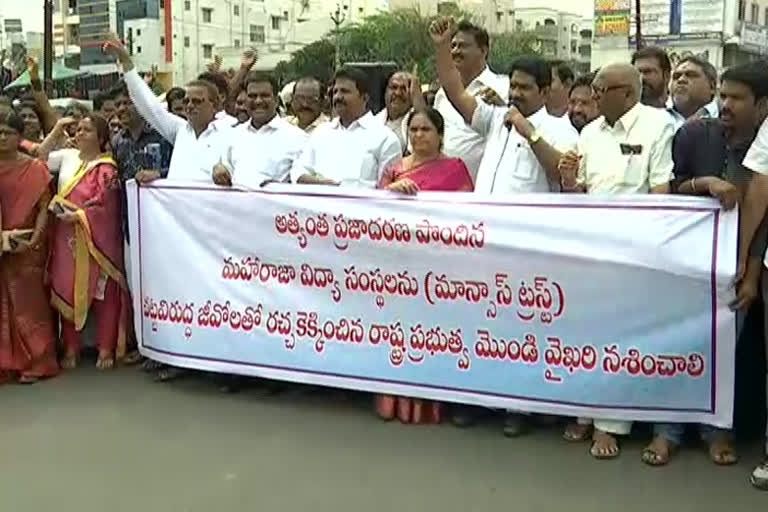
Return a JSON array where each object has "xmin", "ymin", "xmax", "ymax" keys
[{"xmin": 127, "ymin": 182, "xmax": 737, "ymax": 426}]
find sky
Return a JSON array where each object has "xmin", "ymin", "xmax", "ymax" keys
[{"xmin": 0, "ymin": 0, "xmax": 594, "ymax": 35}]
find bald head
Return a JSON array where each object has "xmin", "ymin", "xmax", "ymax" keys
[{"xmin": 596, "ymin": 63, "xmax": 642, "ymax": 101}]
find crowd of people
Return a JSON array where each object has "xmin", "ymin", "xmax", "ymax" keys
[{"xmin": 1, "ymin": 17, "xmax": 768, "ymax": 489}]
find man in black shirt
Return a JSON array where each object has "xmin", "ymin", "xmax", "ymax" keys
[{"xmin": 643, "ymin": 62, "xmax": 768, "ymax": 467}]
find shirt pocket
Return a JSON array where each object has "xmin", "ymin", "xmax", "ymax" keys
[
  {"xmin": 510, "ymin": 144, "xmax": 537, "ymax": 183},
  {"xmin": 620, "ymin": 152, "xmax": 646, "ymax": 187}
]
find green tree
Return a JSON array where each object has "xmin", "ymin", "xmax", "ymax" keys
[{"xmin": 275, "ymin": 8, "xmax": 541, "ymax": 86}]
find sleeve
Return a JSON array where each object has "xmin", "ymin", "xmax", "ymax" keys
[
  {"xmin": 648, "ymin": 120, "xmax": 675, "ymax": 188},
  {"xmin": 576, "ymin": 132, "xmax": 587, "ymax": 187},
  {"xmin": 670, "ymin": 125, "xmax": 693, "ymax": 192},
  {"xmin": 744, "ymin": 117, "xmax": 768, "ymax": 174},
  {"xmin": 551, "ymin": 122, "xmax": 579, "ymax": 153},
  {"xmin": 124, "ymin": 69, "xmax": 185, "ymax": 144},
  {"xmin": 46, "ymin": 149, "xmax": 66, "ymax": 173},
  {"xmin": 376, "ymin": 133, "xmax": 403, "ymax": 182},
  {"xmin": 469, "ymin": 101, "xmax": 496, "ymax": 137},
  {"xmin": 290, "ymin": 135, "xmax": 318, "ymax": 183}
]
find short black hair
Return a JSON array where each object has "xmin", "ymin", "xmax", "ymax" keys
[
  {"xmin": 165, "ymin": 86, "xmax": 186, "ymax": 110},
  {"xmin": 197, "ymin": 71, "xmax": 229, "ymax": 98},
  {"xmin": 631, "ymin": 46, "xmax": 671, "ymax": 74},
  {"xmin": 0, "ymin": 108, "xmax": 25, "ymax": 133},
  {"xmin": 333, "ymin": 66, "xmax": 370, "ymax": 96},
  {"xmin": 187, "ymin": 79, "xmax": 220, "ymax": 104},
  {"xmin": 510, "ymin": 56, "xmax": 552, "ymax": 91},
  {"xmin": 93, "ymin": 90, "xmax": 116, "ymax": 112},
  {"xmin": 244, "ymin": 71, "xmax": 278, "ymax": 96},
  {"xmin": 455, "ymin": 20, "xmax": 490, "ymax": 51},
  {"xmin": 676, "ymin": 56, "xmax": 717, "ymax": 89},
  {"xmin": 293, "ymin": 76, "xmax": 323, "ymax": 98},
  {"xmin": 110, "ymin": 80, "xmax": 129, "ymax": 99},
  {"xmin": 721, "ymin": 62, "xmax": 768, "ymax": 101},
  {"xmin": 550, "ymin": 60, "xmax": 575, "ymax": 85},
  {"xmin": 569, "ymin": 73, "xmax": 595, "ymax": 95}
]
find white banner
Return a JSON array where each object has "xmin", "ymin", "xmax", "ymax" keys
[{"xmin": 127, "ymin": 182, "xmax": 737, "ymax": 426}]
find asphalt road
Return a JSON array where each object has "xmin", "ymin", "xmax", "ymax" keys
[{"xmin": 1, "ymin": 366, "xmax": 765, "ymax": 512}]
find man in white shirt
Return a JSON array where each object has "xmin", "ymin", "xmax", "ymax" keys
[
  {"xmin": 213, "ymin": 72, "xmax": 307, "ymax": 188},
  {"xmin": 433, "ymin": 19, "xmax": 509, "ymax": 180},
  {"xmin": 291, "ymin": 67, "xmax": 402, "ymax": 188},
  {"xmin": 667, "ymin": 56, "xmax": 719, "ymax": 131},
  {"xmin": 559, "ymin": 63, "xmax": 673, "ymax": 460},
  {"xmin": 735, "ymin": 114, "xmax": 768, "ymax": 491},
  {"xmin": 375, "ymin": 70, "xmax": 425, "ymax": 152},
  {"xmin": 199, "ymin": 71, "xmax": 239, "ymax": 129},
  {"xmin": 430, "ymin": 17, "xmax": 578, "ymax": 436},
  {"xmin": 104, "ymin": 39, "xmax": 231, "ymax": 182}
]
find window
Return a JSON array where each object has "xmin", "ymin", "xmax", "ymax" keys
[
  {"xmin": 136, "ymin": 46, "xmax": 142, "ymax": 54},
  {"xmin": 496, "ymin": 11, "xmax": 502, "ymax": 23},
  {"xmin": 160, "ymin": 0, "xmax": 165, "ymax": 8},
  {"xmin": 271, "ymin": 16, "xmax": 281, "ymax": 30},
  {"xmin": 203, "ymin": 44, "xmax": 213, "ymax": 59},
  {"xmin": 185, "ymin": 0, "xmax": 191, "ymax": 11},
  {"xmin": 234, "ymin": 4, "xmax": 240, "ymax": 16},
  {"xmin": 284, "ymin": 11, "xmax": 289, "ymax": 21},
  {"xmin": 250, "ymin": 25, "xmax": 265, "ymax": 42},
  {"xmin": 202, "ymin": 7, "xmax": 213, "ymax": 23},
  {"xmin": 739, "ymin": 0, "xmax": 746, "ymax": 21},
  {"xmin": 234, "ymin": 38, "xmax": 241, "ymax": 48},
  {"xmin": 765, "ymin": 7, "xmax": 768, "ymax": 25},
  {"xmin": 184, "ymin": 36, "xmax": 190, "ymax": 47},
  {"xmin": 160, "ymin": 36, "xmax": 165, "ymax": 46},
  {"xmin": 137, "ymin": 29, "xmax": 141, "ymax": 36},
  {"xmin": 752, "ymin": 3, "xmax": 759, "ymax": 23}
]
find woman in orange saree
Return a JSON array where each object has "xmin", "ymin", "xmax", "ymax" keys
[
  {"xmin": 0, "ymin": 110, "xmax": 59, "ymax": 384},
  {"xmin": 44, "ymin": 114, "xmax": 130, "ymax": 370},
  {"xmin": 374, "ymin": 107, "xmax": 474, "ymax": 424}
]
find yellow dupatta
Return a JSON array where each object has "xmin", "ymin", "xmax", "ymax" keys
[{"xmin": 49, "ymin": 155, "xmax": 127, "ymax": 342}]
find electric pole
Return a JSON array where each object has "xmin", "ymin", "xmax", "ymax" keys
[
  {"xmin": 330, "ymin": 4, "xmax": 347, "ymax": 70},
  {"xmin": 43, "ymin": 0, "xmax": 54, "ymax": 95},
  {"xmin": 635, "ymin": 0, "xmax": 643, "ymax": 50}
]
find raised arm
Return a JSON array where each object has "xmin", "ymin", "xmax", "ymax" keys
[
  {"xmin": 102, "ymin": 39, "xmax": 184, "ymax": 143},
  {"xmin": 37, "ymin": 117, "xmax": 76, "ymax": 162},
  {"xmin": 429, "ymin": 17, "xmax": 477, "ymax": 124},
  {"xmin": 226, "ymin": 49, "xmax": 258, "ymax": 115},
  {"xmin": 26, "ymin": 56, "xmax": 58, "ymax": 134}
]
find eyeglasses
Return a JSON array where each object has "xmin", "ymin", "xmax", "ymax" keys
[{"xmin": 591, "ymin": 84, "xmax": 630, "ymax": 95}]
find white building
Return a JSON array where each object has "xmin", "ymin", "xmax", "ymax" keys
[
  {"xmin": 592, "ymin": 0, "xmax": 768, "ymax": 71},
  {"xmin": 388, "ymin": 0, "xmax": 516, "ymax": 34},
  {"xmin": 513, "ymin": 7, "xmax": 589, "ymax": 65}
]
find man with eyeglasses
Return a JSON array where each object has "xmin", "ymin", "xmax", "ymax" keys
[
  {"xmin": 558, "ymin": 63, "xmax": 674, "ymax": 460},
  {"xmin": 286, "ymin": 77, "xmax": 329, "ymax": 134}
]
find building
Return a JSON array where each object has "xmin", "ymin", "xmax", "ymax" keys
[
  {"xmin": 53, "ymin": 0, "xmax": 120, "ymax": 72},
  {"xmin": 513, "ymin": 7, "xmax": 586, "ymax": 62},
  {"xmin": 1, "ymin": 18, "xmax": 24, "ymax": 53},
  {"xmin": 592, "ymin": 0, "xmax": 768, "ymax": 71}
]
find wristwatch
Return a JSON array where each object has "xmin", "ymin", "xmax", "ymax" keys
[{"xmin": 527, "ymin": 130, "xmax": 541, "ymax": 145}]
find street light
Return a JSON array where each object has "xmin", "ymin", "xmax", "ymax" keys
[{"xmin": 330, "ymin": 3, "xmax": 348, "ymax": 70}]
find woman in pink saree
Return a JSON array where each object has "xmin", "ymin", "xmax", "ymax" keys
[
  {"xmin": 374, "ymin": 107, "xmax": 474, "ymax": 424},
  {"xmin": 44, "ymin": 114, "xmax": 130, "ymax": 370}
]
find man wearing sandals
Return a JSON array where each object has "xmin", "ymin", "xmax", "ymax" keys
[
  {"xmin": 735, "ymin": 66, "xmax": 768, "ymax": 491},
  {"xmin": 558, "ymin": 63, "xmax": 674, "ymax": 459},
  {"xmin": 645, "ymin": 63, "xmax": 768, "ymax": 467}
]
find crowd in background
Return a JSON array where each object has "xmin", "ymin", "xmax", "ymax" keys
[{"xmin": 3, "ymin": 17, "xmax": 768, "ymax": 490}]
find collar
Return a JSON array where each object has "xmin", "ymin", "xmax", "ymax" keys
[
  {"xmin": 667, "ymin": 97, "xmax": 719, "ymax": 121},
  {"xmin": 120, "ymin": 121, "xmax": 151, "ymax": 142},
  {"xmin": 245, "ymin": 114, "xmax": 284, "ymax": 133},
  {"xmin": 601, "ymin": 102, "xmax": 642, "ymax": 132},
  {"xmin": 471, "ymin": 66, "xmax": 496, "ymax": 88},
  {"xmin": 526, "ymin": 106, "xmax": 549, "ymax": 123},
  {"xmin": 330, "ymin": 111, "xmax": 374, "ymax": 130},
  {"xmin": 376, "ymin": 108, "xmax": 407, "ymax": 124}
]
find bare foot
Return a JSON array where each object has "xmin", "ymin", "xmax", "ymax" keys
[
  {"xmin": 96, "ymin": 351, "xmax": 115, "ymax": 370},
  {"xmin": 18, "ymin": 375, "xmax": 38, "ymax": 384},
  {"xmin": 563, "ymin": 422, "xmax": 592, "ymax": 442},
  {"xmin": 61, "ymin": 352, "xmax": 78, "ymax": 370},
  {"xmin": 709, "ymin": 439, "xmax": 738, "ymax": 466},
  {"xmin": 590, "ymin": 430, "xmax": 620, "ymax": 459},
  {"xmin": 642, "ymin": 436, "xmax": 676, "ymax": 466}
]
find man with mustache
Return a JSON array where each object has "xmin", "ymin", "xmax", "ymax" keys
[
  {"xmin": 291, "ymin": 67, "xmax": 402, "ymax": 187},
  {"xmin": 559, "ymin": 63, "xmax": 674, "ymax": 459},
  {"xmin": 567, "ymin": 73, "xmax": 599, "ymax": 133},
  {"xmin": 631, "ymin": 46, "xmax": 670, "ymax": 109},
  {"xmin": 431, "ymin": 16, "xmax": 578, "ymax": 436},
  {"xmin": 434, "ymin": 19, "xmax": 509, "ymax": 181},
  {"xmin": 375, "ymin": 71, "xmax": 422, "ymax": 152},
  {"xmin": 213, "ymin": 72, "xmax": 307, "ymax": 188},
  {"xmin": 286, "ymin": 76, "xmax": 329, "ymax": 134},
  {"xmin": 668, "ymin": 56, "xmax": 718, "ymax": 130},
  {"xmin": 643, "ymin": 62, "xmax": 768, "ymax": 468}
]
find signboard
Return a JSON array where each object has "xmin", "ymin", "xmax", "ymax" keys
[
  {"xmin": 594, "ymin": 0, "xmax": 630, "ymax": 37},
  {"xmin": 628, "ymin": 0, "xmax": 724, "ymax": 39},
  {"xmin": 741, "ymin": 23, "xmax": 768, "ymax": 54}
]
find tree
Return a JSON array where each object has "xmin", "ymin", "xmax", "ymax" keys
[{"xmin": 275, "ymin": 8, "xmax": 542, "ymax": 86}]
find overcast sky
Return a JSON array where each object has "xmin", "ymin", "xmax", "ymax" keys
[{"xmin": 0, "ymin": 0, "xmax": 594, "ymax": 35}]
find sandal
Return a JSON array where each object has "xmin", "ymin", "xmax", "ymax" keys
[
  {"xmin": 154, "ymin": 366, "xmax": 187, "ymax": 382},
  {"xmin": 641, "ymin": 437, "xmax": 677, "ymax": 466},
  {"xmin": 142, "ymin": 359, "xmax": 164, "ymax": 372},
  {"xmin": 563, "ymin": 422, "xmax": 592, "ymax": 442},
  {"xmin": 590, "ymin": 430, "xmax": 620, "ymax": 460},
  {"xmin": 708, "ymin": 439, "xmax": 738, "ymax": 466}
]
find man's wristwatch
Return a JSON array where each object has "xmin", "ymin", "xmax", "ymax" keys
[{"xmin": 527, "ymin": 130, "xmax": 541, "ymax": 145}]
